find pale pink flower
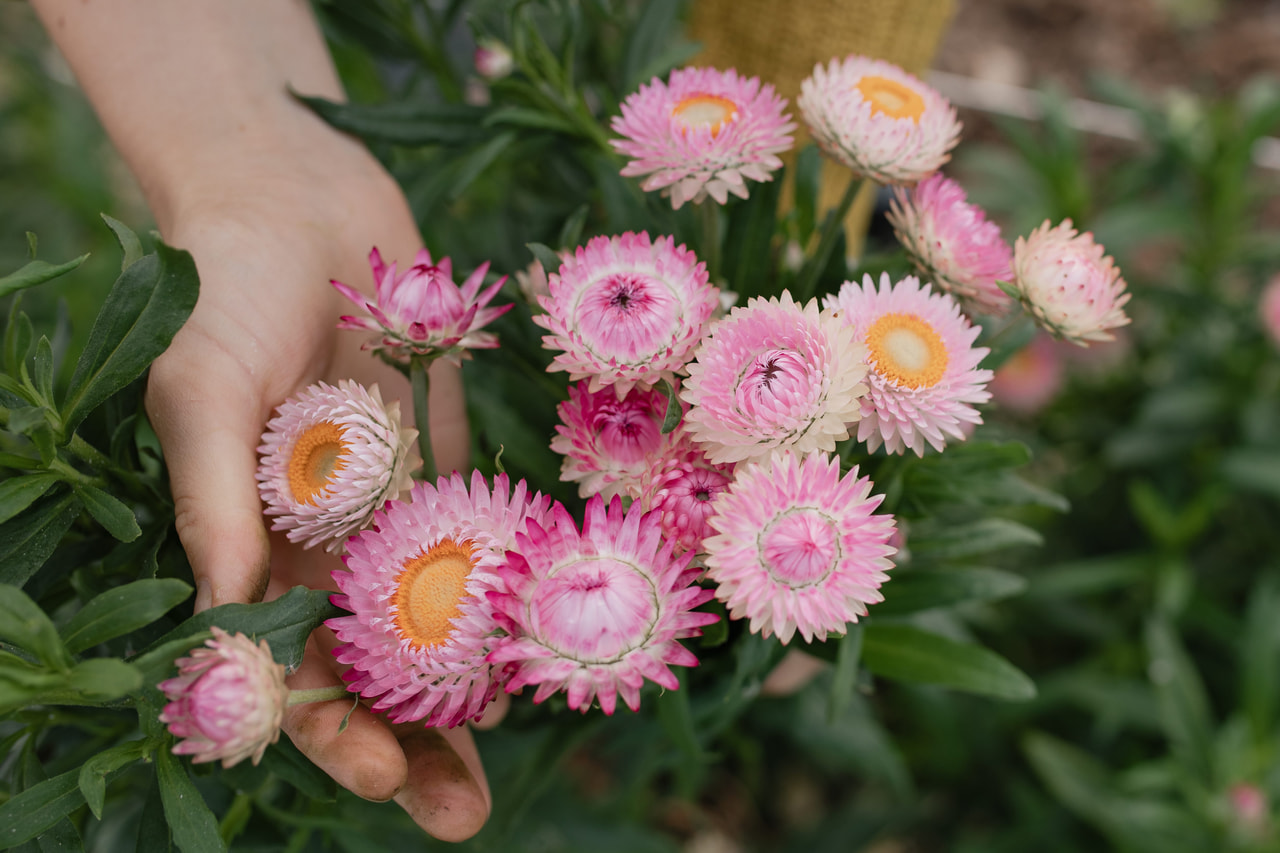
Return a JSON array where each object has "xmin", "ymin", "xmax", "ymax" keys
[
  {"xmin": 681, "ymin": 291, "xmax": 868, "ymax": 466},
  {"xmin": 639, "ymin": 429, "xmax": 735, "ymax": 555},
  {"xmin": 1261, "ymin": 274, "xmax": 1280, "ymax": 347},
  {"xmin": 703, "ymin": 451, "xmax": 896, "ymax": 644},
  {"xmin": 534, "ymin": 232, "xmax": 718, "ymax": 396},
  {"xmin": 257, "ymin": 380, "xmax": 415, "ymax": 552},
  {"xmin": 514, "ymin": 257, "xmax": 552, "ymax": 309},
  {"xmin": 487, "ymin": 495, "xmax": 718, "ymax": 715},
  {"xmin": 611, "ymin": 66, "xmax": 796, "ymax": 209},
  {"xmin": 551, "ymin": 381, "xmax": 677, "ymax": 500},
  {"xmin": 158, "ymin": 627, "xmax": 289, "ymax": 768},
  {"xmin": 474, "ymin": 38, "xmax": 513, "ymax": 81},
  {"xmin": 333, "ymin": 247, "xmax": 512, "ymax": 365},
  {"xmin": 827, "ymin": 274, "xmax": 992, "ymax": 456},
  {"xmin": 1011, "ymin": 220, "xmax": 1131, "ymax": 345},
  {"xmin": 887, "ymin": 173, "xmax": 1014, "ymax": 316},
  {"xmin": 328, "ymin": 472, "xmax": 551, "ymax": 727},
  {"xmin": 989, "ymin": 334, "xmax": 1064, "ymax": 416},
  {"xmin": 798, "ymin": 55, "xmax": 960, "ymax": 185}
]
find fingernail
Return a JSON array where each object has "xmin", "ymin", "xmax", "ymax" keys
[{"xmin": 195, "ymin": 580, "xmax": 212, "ymax": 612}]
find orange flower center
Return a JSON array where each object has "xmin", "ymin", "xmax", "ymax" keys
[
  {"xmin": 866, "ymin": 312, "xmax": 949, "ymax": 389},
  {"xmin": 287, "ymin": 421, "xmax": 348, "ymax": 505},
  {"xmin": 392, "ymin": 538, "xmax": 476, "ymax": 650},
  {"xmin": 672, "ymin": 94, "xmax": 738, "ymax": 137},
  {"xmin": 855, "ymin": 75, "xmax": 926, "ymax": 122}
]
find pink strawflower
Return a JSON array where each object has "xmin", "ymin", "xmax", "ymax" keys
[
  {"xmin": 827, "ymin": 274, "xmax": 992, "ymax": 456},
  {"xmin": 333, "ymin": 247, "xmax": 512, "ymax": 365},
  {"xmin": 158, "ymin": 627, "xmax": 289, "ymax": 768},
  {"xmin": 328, "ymin": 471, "xmax": 552, "ymax": 727},
  {"xmin": 1011, "ymin": 220, "xmax": 1131, "ymax": 345},
  {"xmin": 989, "ymin": 334, "xmax": 1064, "ymax": 416},
  {"xmin": 487, "ymin": 495, "xmax": 718, "ymax": 715},
  {"xmin": 798, "ymin": 55, "xmax": 961, "ymax": 185},
  {"xmin": 257, "ymin": 380, "xmax": 415, "ymax": 552},
  {"xmin": 681, "ymin": 291, "xmax": 868, "ymax": 466},
  {"xmin": 639, "ymin": 430, "xmax": 735, "ymax": 555},
  {"xmin": 551, "ymin": 381, "xmax": 677, "ymax": 500},
  {"xmin": 1261, "ymin": 274, "xmax": 1280, "ymax": 347},
  {"xmin": 474, "ymin": 38, "xmax": 513, "ymax": 81},
  {"xmin": 535, "ymin": 232, "xmax": 718, "ymax": 396},
  {"xmin": 703, "ymin": 451, "xmax": 896, "ymax": 644},
  {"xmin": 611, "ymin": 66, "xmax": 796, "ymax": 209},
  {"xmin": 887, "ymin": 173, "xmax": 1014, "ymax": 316}
]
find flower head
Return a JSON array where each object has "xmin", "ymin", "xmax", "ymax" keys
[
  {"xmin": 989, "ymin": 333, "xmax": 1064, "ymax": 416},
  {"xmin": 474, "ymin": 38, "xmax": 513, "ymax": 81},
  {"xmin": 681, "ymin": 291, "xmax": 867, "ymax": 465},
  {"xmin": 1011, "ymin": 220, "xmax": 1131, "ymax": 345},
  {"xmin": 487, "ymin": 495, "xmax": 718, "ymax": 715},
  {"xmin": 257, "ymin": 380, "xmax": 415, "ymax": 552},
  {"xmin": 639, "ymin": 429, "xmax": 735, "ymax": 555},
  {"xmin": 328, "ymin": 472, "xmax": 552, "ymax": 727},
  {"xmin": 551, "ymin": 381, "xmax": 677, "ymax": 500},
  {"xmin": 887, "ymin": 173, "xmax": 1014, "ymax": 316},
  {"xmin": 798, "ymin": 55, "xmax": 960, "ymax": 185},
  {"xmin": 703, "ymin": 451, "xmax": 896, "ymax": 644},
  {"xmin": 611, "ymin": 66, "xmax": 796, "ymax": 209},
  {"xmin": 333, "ymin": 247, "xmax": 512, "ymax": 364},
  {"xmin": 535, "ymin": 232, "xmax": 718, "ymax": 396},
  {"xmin": 827, "ymin": 274, "xmax": 992, "ymax": 456},
  {"xmin": 158, "ymin": 627, "xmax": 289, "ymax": 768}
]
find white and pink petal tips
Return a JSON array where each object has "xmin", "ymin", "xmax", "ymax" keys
[
  {"xmin": 703, "ymin": 451, "xmax": 897, "ymax": 645},
  {"xmin": 612, "ymin": 66, "xmax": 796, "ymax": 209},
  {"xmin": 887, "ymin": 173, "xmax": 1014, "ymax": 316},
  {"xmin": 551, "ymin": 381, "xmax": 677, "ymax": 500},
  {"xmin": 827, "ymin": 274, "xmax": 992, "ymax": 456},
  {"xmin": 487, "ymin": 495, "xmax": 718, "ymax": 715},
  {"xmin": 257, "ymin": 380, "xmax": 415, "ymax": 552},
  {"xmin": 639, "ymin": 429, "xmax": 735, "ymax": 556},
  {"xmin": 680, "ymin": 291, "xmax": 868, "ymax": 466},
  {"xmin": 535, "ymin": 232, "xmax": 719, "ymax": 396},
  {"xmin": 1012, "ymin": 220, "xmax": 1131, "ymax": 345},
  {"xmin": 332, "ymin": 246, "xmax": 512, "ymax": 364},
  {"xmin": 798, "ymin": 55, "xmax": 960, "ymax": 185},
  {"xmin": 327, "ymin": 472, "xmax": 551, "ymax": 728}
]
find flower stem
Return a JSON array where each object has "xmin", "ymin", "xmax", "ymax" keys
[
  {"xmin": 286, "ymin": 686, "xmax": 353, "ymax": 707},
  {"xmin": 409, "ymin": 356, "xmax": 438, "ymax": 483},
  {"xmin": 699, "ymin": 200, "xmax": 721, "ymax": 285},
  {"xmin": 794, "ymin": 176, "xmax": 866, "ymax": 304}
]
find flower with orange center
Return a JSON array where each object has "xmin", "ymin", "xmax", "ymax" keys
[
  {"xmin": 329, "ymin": 471, "xmax": 552, "ymax": 727},
  {"xmin": 798, "ymin": 55, "xmax": 960, "ymax": 185},
  {"xmin": 826, "ymin": 274, "xmax": 992, "ymax": 456},
  {"xmin": 612, "ymin": 66, "xmax": 795, "ymax": 208},
  {"xmin": 257, "ymin": 380, "xmax": 416, "ymax": 552}
]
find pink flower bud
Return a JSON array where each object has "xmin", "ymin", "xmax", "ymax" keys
[
  {"xmin": 1012, "ymin": 220, "xmax": 1130, "ymax": 345},
  {"xmin": 474, "ymin": 39, "xmax": 513, "ymax": 81}
]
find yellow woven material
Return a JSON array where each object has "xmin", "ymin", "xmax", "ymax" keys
[{"xmin": 689, "ymin": 0, "xmax": 955, "ymax": 260}]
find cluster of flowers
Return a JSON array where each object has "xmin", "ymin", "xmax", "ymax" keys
[{"xmin": 158, "ymin": 53, "xmax": 1133, "ymax": 763}]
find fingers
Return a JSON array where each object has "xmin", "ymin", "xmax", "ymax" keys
[
  {"xmin": 393, "ymin": 725, "xmax": 490, "ymax": 842},
  {"xmin": 761, "ymin": 648, "xmax": 828, "ymax": 696}
]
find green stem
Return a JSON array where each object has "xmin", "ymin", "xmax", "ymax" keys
[
  {"xmin": 410, "ymin": 356, "xmax": 438, "ymax": 483},
  {"xmin": 286, "ymin": 686, "xmax": 353, "ymax": 707},
  {"xmin": 699, "ymin": 200, "xmax": 721, "ymax": 285},
  {"xmin": 794, "ymin": 176, "xmax": 866, "ymax": 304}
]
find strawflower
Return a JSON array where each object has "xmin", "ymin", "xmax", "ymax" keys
[
  {"xmin": 257, "ymin": 380, "xmax": 415, "ymax": 552},
  {"xmin": 535, "ymin": 232, "xmax": 718, "ymax": 396},
  {"xmin": 158, "ymin": 627, "xmax": 289, "ymax": 768},
  {"xmin": 551, "ymin": 381, "xmax": 677, "ymax": 499},
  {"xmin": 639, "ymin": 429, "xmax": 736, "ymax": 555},
  {"xmin": 1011, "ymin": 220, "xmax": 1131, "ymax": 345},
  {"xmin": 798, "ymin": 55, "xmax": 960, "ymax": 185},
  {"xmin": 887, "ymin": 173, "xmax": 1014, "ymax": 316},
  {"xmin": 488, "ymin": 495, "xmax": 718, "ymax": 714},
  {"xmin": 703, "ymin": 451, "xmax": 896, "ymax": 644},
  {"xmin": 681, "ymin": 291, "xmax": 867, "ymax": 466},
  {"xmin": 989, "ymin": 333, "xmax": 1064, "ymax": 416},
  {"xmin": 612, "ymin": 66, "xmax": 796, "ymax": 208},
  {"xmin": 827, "ymin": 274, "xmax": 992, "ymax": 455},
  {"xmin": 328, "ymin": 471, "xmax": 551, "ymax": 727},
  {"xmin": 333, "ymin": 247, "xmax": 511, "ymax": 365}
]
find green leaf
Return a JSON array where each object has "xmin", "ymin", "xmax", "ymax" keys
[
  {"xmin": 61, "ymin": 578, "xmax": 193, "ymax": 654},
  {"xmin": 31, "ymin": 337, "xmax": 54, "ymax": 406},
  {"xmin": 100, "ymin": 214, "xmax": 144, "ymax": 271},
  {"xmin": 0, "ymin": 584, "xmax": 72, "ymax": 671},
  {"xmin": 526, "ymin": 241, "xmax": 563, "ymax": 275},
  {"xmin": 61, "ymin": 242, "xmax": 199, "ymax": 437},
  {"xmin": 4, "ymin": 297, "xmax": 34, "ymax": 380},
  {"xmin": 1145, "ymin": 618, "xmax": 1214, "ymax": 783},
  {"xmin": 0, "ymin": 490, "xmax": 82, "ymax": 587},
  {"xmin": 156, "ymin": 747, "xmax": 228, "ymax": 853},
  {"xmin": 557, "ymin": 204, "xmax": 591, "ymax": 251},
  {"xmin": 874, "ymin": 567, "xmax": 1028, "ymax": 616},
  {"xmin": 720, "ymin": 163, "xmax": 783, "ymax": 300},
  {"xmin": 483, "ymin": 106, "xmax": 578, "ymax": 135},
  {"xmin": 0, "ymin": 768, "xmax": 84, "ymax": 850},
  {"xmin": 1221, "ymin": 449, "xmax": 1280, "ymax": 500},
  {"xmin": 67, "ymin": 657, "xmax": 143, "ymax": 701},
  {"xmin": 135, "ymin": 770, "xmax": 172, "ymax": 853},
  {"xmin": 861, "ymin": 624, "xmax": 1036, "ymax": 700},
  {"xmin": 78, "ymin": 740, "xmax": 151, "ymax": 820},
  {"xmin": 0, "ymin": 255, "xmax": 89, "ymax": 300},
  {"xmin": 656, "ymin": 684, "xmax": 704, "ymax": 796},
  {"xmin": 0, "ymin": 472, "xmax": 62, "ymax": 526},
  {"xmin": 296, "ymin": 94, "xmax": 487, "ymax": 145},
  {"xmin": 908, "ymin": 518, "xmax": 1043, "ymax": 561},
  {"xmin": 1242, "ymin": 574, "xmax": 1280, "ymax": 739},
  {"xmin": 828, "ymin": 624, "xmax": 864, "ymax": 723},
  {"xmin": 70, "ymin": 483, "xmax": 141, "ymax": 542},
  {"xmin": 129, "ymin": 632, "xmax": 211, "ymax": 686},
  {"xmin": 620, "ymin": 0, "xmax": 681, "ymax": 90},
  {"xmin": 447, "ymin": 131, "xmax": 516, "ymax": 200},
  {"xmin": 260, "ymin": 736, "xmax": 337, "ymax": 802},
  {"xmin": 655, "ymin": 378, "xmax": 682, "ymax": 434}
]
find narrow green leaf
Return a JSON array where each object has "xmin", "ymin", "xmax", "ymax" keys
[
  {"xmin": 61, "ymin": 243, "xmax": 200, "ymax": 437},
  {"xmin": 828, "ymin": 624, "xmax": 864, "ymax": 723},
  {"xmin": 1243, "ymin": 574, "xmax": 1280, "ymax": 738},
  {"xmin": 0, "ymin": 472, "xmax": 62, "ymax": 526},
  {"xmin": 556, "ymin": 204, "xmax": 591, "ymax": 251},
  {"xmin": 721, "ymin": 163, "xmax": 783, "ymax": 300},
  {"xmin": 156, "ymin": 748, "xmax": 228, "ymax": 853},
  {"xmin": 525, "ymin": 242, "xmax": 563, "ymax": 275},
  {"xmin": 32, "ymin": 337, "xmax": 54, "ymax": 407},
  {"xmin": 483, "ymin": 106, "xmax": 578, "ymax": 135},
  {"xmin": 1145, "ymin": 618, "xmax": 1214, "ymax": 783},
  {"xmin": 656, "ymin": 683, "xmax": 704, "ymax": 796},
  {"xmin": 67, "ymin": 658, "xmax": 143, "ymax": 701},
  {"xmin": 447, "ymin": 131, "xmax": 516, "ymax": 200},
  {"xmin": 0, "ymin": 490, "xmax": 81, "ymax": 587},
  {"xmin": 135, "ymin": 769, "xmax": 173, "ymax": 853},
  {"xmin": 4, "ymin": 297, "xmax": 34, "ymax": 379},
  {"xmin": 862, "ymin": 624, "xmax": 1036, "ymax": 700},
  {"xmin": 874, "ymin": 567, "xmax": 1028, "ymax": 616},
  {"xmin": 621, "ymin": 0, "xmax": 681, "ymax": 90},
  {"xmin": 78, "ymin": 740, "xmax": 151, "ymax": 820},
  {"xmin": 295, "ymin": 94, "xmax": 488, "ymax": 145},
  {"xmin": 908, "ymin": 518, "xmax": 1043, "ymax": 561},
  {"xmin": 0, "ymin": 768, "xmax": 84, "ymax": 850},
  {"xmin": 793, "ymin": 145, "xmax": 822, "ymax": 243},
  {"xmin": 100, "ymin": 214, "xmax": 144, "ymax": 271},
  {"xmin": 72, "ymin": 483, "xmax": 141, "ymax": 542},
  {"xmin": 0, "ymin": 255, "xmax": 88, "ymax": 300},
  {"xmin": 0, "ymin": 584, "xmax": 72, "ymax": 671},
  {"xmin": 61, "ymin": 578, "xmax": 192, "ymax": 654},
  {"xmin": 655, "ymin": 378, "xmax": 682, "ymax": 433},
  {"xmin": 129, "ymin": 632, "xmax": 211, "ymax": 686}
]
